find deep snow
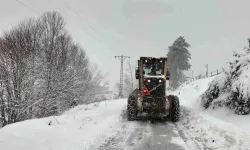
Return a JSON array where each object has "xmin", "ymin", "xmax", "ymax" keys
[
  {"xmin": 177, "ymin": 107, "xmax": 250, "ymax": 150},
  {"xmin": 200, "ymin": 50, "xmax": 250, "ymax": 115},
  {"xmin": 170, "ymin": 77, "xmax": 216, "ymax": 109},
  {"xmin": 0, "ymin": 99, "xmax": 129, "ymax": 150},
  {"xmin": 171, "ymin": 76, "xmax": 250, "ymax": 143}
]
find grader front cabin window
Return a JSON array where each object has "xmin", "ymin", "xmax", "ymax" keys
[{"xmin": 135, "ymin": 57, "xmax": 168, "ymax": 90}]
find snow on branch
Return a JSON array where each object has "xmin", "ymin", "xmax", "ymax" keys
[
  {"xmin": 0, "ymin": 11, "xmax": 109, "ymax": 127},
  {"xmin": 200, "ymin": 43, "xmax": 250, "ymax": 115}
]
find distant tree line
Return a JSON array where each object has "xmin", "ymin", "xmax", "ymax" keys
[{"xmin": 0, "ymin": 11, "xmax": 107, "ymax": 127}]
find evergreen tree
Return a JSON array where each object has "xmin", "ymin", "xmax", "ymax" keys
[{"xmin": 167, "ymin": 36, "xmax": 191, "ymax": 88}]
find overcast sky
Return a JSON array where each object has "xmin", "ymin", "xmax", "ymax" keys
[{"xmin": 1, "ymin": 0, "xmax": 250, "ymax": 89}]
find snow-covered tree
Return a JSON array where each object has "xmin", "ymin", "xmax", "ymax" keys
[
  {"xmin": 124, "ymin": 61, "xmax": 138, "ymax": 98},
  {"xmin": 200, "ymin": 40, "xmax": 250, "ymax": 115},
  {"xmin": 167, "ymin": 36, "xmax": 191, "ymax": 89},
  {"xmin": 0, "ymin": 11, "xmax": 107, "ymax": 127}
]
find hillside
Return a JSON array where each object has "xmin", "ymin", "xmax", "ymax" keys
[
  {"xmin": 200, "ymin": 48, "xmax": 250, "ymax": 115},
  {"xmin": 171, "ymin": 76, "xmax": 250, "ymax": 135}
]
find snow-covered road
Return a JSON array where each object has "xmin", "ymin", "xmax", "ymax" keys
[{"xmin": 94, "ymin": 108, "xmax": 187, "ymax": 150}]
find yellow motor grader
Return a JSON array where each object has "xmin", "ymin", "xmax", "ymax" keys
[{"xmin": 127, "ymin": 57, "xmax": 180, "ymax": 122}]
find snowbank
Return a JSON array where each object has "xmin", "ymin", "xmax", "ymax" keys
[
  {"xmin": 200, "ymin": 49, "xmax": 250, "ymax": 115},
  {"xmin": 203, "ymin": 105, "xmax": 250, "ymax": 135},
  {"xmin": 169, "ymin": 76, "xmax": 216, "ymax": 109},
  {"xmin": 169, "ymin": 76, "xmax": 250, "ymax": 149},
  {"xmin": 0, "ymin": 99, "xmax": 127, "ymax": 150},
  {"xmin": 172, "ymin": 74, "xmax": 250, "ymax": 135},
  {"xmin": 177, "ymin": 107, "xmax": 250, "ymax": 150}
]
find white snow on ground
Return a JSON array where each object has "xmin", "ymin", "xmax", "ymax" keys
[
  {"xmin": 172, "ymin": 76, "xmax": 250, "ymax": 135},
  {"xmin": 0, "ymin": 99, "xmax": 129, "ymax": 150},
  {"xmin": 170, "ymin": 77, "xmax": 216, "ymax": 109},
  {"xmin": 204, "ymin": 107, "xmax": 250, "ymax": 135},
  {"xmin": 170, "ymin": 76, "xmax": 250, "ymax": 149},
  {"xmin": 177, "ymin": 107, "xmax": 250, "ymax": 150},
  {"xmin": 170, "ymin": 136, "xmax": 187, "ymax": 149}
]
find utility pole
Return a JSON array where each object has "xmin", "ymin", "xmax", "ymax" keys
[
  {"xmin": 248, "ymin": 38, "xmax": 250, "ymax": 48},
  {"xmin": 192, "ymin": 70, "xmax": 194, "ymax": 80},
  {"xmin": 114, "ymin": 55, "xmax": 130, "ymax": 98},
  {"xmin": 206, "ymin": 64, "xmax": 208, "ymax": 78}
]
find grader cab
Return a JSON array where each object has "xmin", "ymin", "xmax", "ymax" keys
[{"xmin": 127, "ymin": 57, "xmax": 180, "ymax": 122}]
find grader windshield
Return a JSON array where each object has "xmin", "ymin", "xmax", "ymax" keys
[
  {"xmin": 135, "ymin": 57, "xmax": 169, "ymax": 82},
  {"xmin": 143, "ymin": 57, "xmax": 165, "ymax": 76}
]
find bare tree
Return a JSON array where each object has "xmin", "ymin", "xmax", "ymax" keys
[
  {"xmin": 0, "ymin": 11, "xmax": 108, "ymax": 127},
  {"xmin": 124, "ymin": 61, "xmax": 137, "ymax": 98}
]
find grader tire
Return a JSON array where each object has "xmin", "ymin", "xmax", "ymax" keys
[
  {"xmin": 168, "ymin": 95, "xmax": 180, "ymax": 122},
  {"xmin": 127, "ymin": 96, "xmax": 137, "ymax": 121}
]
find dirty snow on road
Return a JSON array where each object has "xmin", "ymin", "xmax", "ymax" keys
[{"xmin": 98, "ymin": 119, "xmax": 187, "ymax": 150}]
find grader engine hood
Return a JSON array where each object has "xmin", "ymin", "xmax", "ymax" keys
[{"xmin": 142, "ymin": 75, "xmax": 166, "ymax": 97}]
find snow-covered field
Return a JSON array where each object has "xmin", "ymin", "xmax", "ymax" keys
[{"xmin": 0, "ymin": 99, "xmax": 130, "ymax": 150}]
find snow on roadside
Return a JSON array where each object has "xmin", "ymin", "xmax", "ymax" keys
[
  {"xmin": 168, "ymin": 77, "xmax": 250, "ymax": 149},
  {"xmin": 177, "ymin": 106, "xmax": 250, "ymax": 150},
  {"xmin": 169, "ymin": 76, "xmax": 216, "ymax": 109},
  {"xmin": 174, "ymin": 77, "xmax": 250, "ymax": 135},
  {"xmin": 0, "ymin": 99, "xmax": 128, "ymax": 150},
  {"xmin": 170, "ymin": 136, "xmax": 187, "ymax": 149},
  {"xmin": 203, "ymin": 105, "xmax": 250, "ymax": 136}
]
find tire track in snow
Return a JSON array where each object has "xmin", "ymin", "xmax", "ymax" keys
[
  {"xmin": 174, "ymin": 106, "xmax": 204, "ymax": 150},
  {"xmin": 97, "ymin": 107, "xmax": 154, "ymax": 150},
  {"xmin": 124, "ymin": 122, "xmax": 152, "ymax": 149},
  {"xmin": 97, "ymin": 108, "xmax": 140, "ymax": 150},
  {"xmin": 96, "ymin": 107, "xmax": 189, "ymax": 150},
  {"xmin": 174, "ymin": 122, "xmax": 203, "ymax": 150}
]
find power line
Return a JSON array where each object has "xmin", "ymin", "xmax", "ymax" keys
[
  {"xmin": 206, "ymin": 64, "xmax": 208, "ymax": 78},
  {"xmin": 48, "ymin": 0, "xmax": 116, "ymax": 53},
  {"xmin": 64, "ymin": 3, "xmax": 114, "ymax": 52},
  {"xmin": 115, "ymin": 55, "xmax": 130, "ymax": 98},
  {"xmin": 66, "ymin": 4, "xmax": 98, "ymax": 35},
  {"xmin": 12, "ymin": 0, "xmax": 113, "ymax": 53},
  {"xmin": 47, "ymin": 0, "xmax": 69, "ymax": 16},
  {"xmin": 58, "ymin": 8, "xmax": 68, "ymax": 16},
  {"xmin": 15, "ymin": 0, "xmax": 38, "ymax": 15}
]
